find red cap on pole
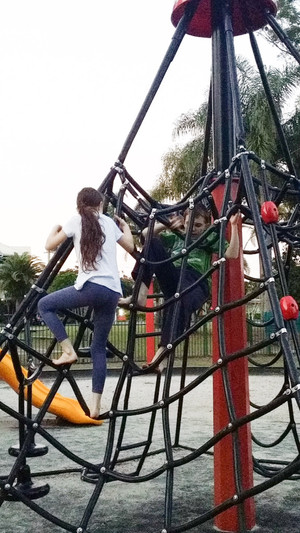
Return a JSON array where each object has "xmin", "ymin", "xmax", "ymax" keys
[{"xmin": 171, "ymin": 0, "xmax": 277, "ymax": 37}]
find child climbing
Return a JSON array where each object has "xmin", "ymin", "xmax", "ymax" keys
[
  {"xmin": 38, "ymin": 187, "xmax": 134, "ymax": 418},
  {"xmin": 119, "ymin": 204, "xmax": 240, "ymax": 372}
]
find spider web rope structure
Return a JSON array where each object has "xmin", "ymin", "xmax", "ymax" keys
[
  {"xmin": 1, "ymin": 157, "xmax": 300, "ymax": 533},
  {"xmin": 1, "ymin": 1, "xmax": 300, "ymax": 532}
]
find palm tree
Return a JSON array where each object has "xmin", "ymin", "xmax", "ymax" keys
[
  {"xmin": 261, "ymin": 0, "xmax": 300, "ymax": 56},
  {"xmin": 151, "ymin": 100, "xmax": 210, "ymax": 200},
  {"xmin": 48, "ymin": 268, "xmax": 78, "ymax": 293},
  {"xmin": 0, "ymin": 253, "xmax": 45, "ymax": 311},
  {"xmin": 282, "ymin": 103, "xmax": 300, "ymax": 172},
  {"xmin": 238, "ymin": 58, "xmax": 300, "ymax": 161},
  {"xmin": 151, "ymin": 60, "xmax": 300, "ymax": 201}
]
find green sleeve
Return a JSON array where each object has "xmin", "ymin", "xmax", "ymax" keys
[
  {"xmin": 160, "ymin": 231, "xmax": 176, "ymax": 249},
  {"xmin": 204, "ymin": 232, "xmax": 229, "ymax": 253}
]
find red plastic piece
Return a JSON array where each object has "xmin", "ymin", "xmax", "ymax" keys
[
  {"xmin": 280, "ymin": 296, "xmax": 299, "ymax": 320},
  {"xmin": 171, "ymin": 0, "xmax": 277, "ymax": 38},
  {"xmin": 261, "ymin": 201, "xmax": 279, "ymax": 223}
]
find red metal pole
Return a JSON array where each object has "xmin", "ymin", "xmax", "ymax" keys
[
  {"xmin": 146, "ymin": 279, "xmax": 155, "ymax": 364},
  {"xmin": 212, "ymin": 183, "xmax": 255, "ymax": 531}
]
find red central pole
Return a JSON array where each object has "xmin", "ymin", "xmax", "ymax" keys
[
  {"xmin": 146, "ymin": 279, "xmax": 155, "ymax": 364},
  {"xmin": 212, "ymin": 183, "xmax": 255, "ymax": 531}
]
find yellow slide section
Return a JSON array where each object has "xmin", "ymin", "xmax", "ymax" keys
[{"xmin": 0, "ymin": 353, "xmax": 102, "ymax": 425}]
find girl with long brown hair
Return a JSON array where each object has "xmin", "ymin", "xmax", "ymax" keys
[{"xmin": 38, "ymin": 187, "xmax": 134, "ymax": 418}]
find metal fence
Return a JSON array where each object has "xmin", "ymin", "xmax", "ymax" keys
[{"xmin": 1, "ymin": 313, "xmax": 282, "ymax": 368}]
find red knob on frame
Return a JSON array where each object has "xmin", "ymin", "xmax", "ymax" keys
[
  {"xmin": 261, "ymin": 201, "xmax": 279, "ymax": 224},
  {"xmin": 280, "ymin": 296, "xmax": 299, "ymax": 320}
]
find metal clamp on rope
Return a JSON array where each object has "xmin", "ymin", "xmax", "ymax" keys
[
  {"xmin": 120, "ymin": 178, "xmax": 129, "ymax": 190},
  {"xmin": 269, "ymin": 327, "xmax": 287, "ymax": 340},
  {"xmin": 188, "ymin": 198, "xmax": 194, "ymax": 210},
  {"xmin": 260, "ymin": 277, "xmax": 275, "ymax": 288},
  {"xmin": 149, "ymin": 208, "xmax": 157, "ymax": 220},
  {"xmin": 113, "ymin": 161, "xmax": 124, "ymax": 173},
  {"xmin": 225, "ymin": 169, "xmax": 230, "ymax": 179},
  {"xmin": 232, "ymin": 150, "xmax": 251, "ymax": 161},
  {"xmin": 212, "ymin": 257, "xmax": 226, "ymax": 267},
  {"xmin": 31, "ymin": 284, "xmax": 46, "ymax": 294},
  {"xmin": 261, "ymin": 159, "xmax": 266, "ymax": 170},
  {"xmin": 213, "ymin": 216, "xmax": 227, "ymax": 225},
  {"xmin": 284, "ymin": 383, "xmax": 300, "ymax": 396},
  {"xmin": 275, "ymin": 328, "xmax": 287, "ymax": 337},
  {"xmin": 2, "ymin": 330, "xmax": 14, "ymax": 340}
]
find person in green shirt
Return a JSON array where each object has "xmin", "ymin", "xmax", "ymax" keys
[{"xmin": 119, "ymin": 204, "xmax": 240, "ymax": 372}]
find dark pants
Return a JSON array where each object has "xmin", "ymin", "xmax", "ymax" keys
[
  {"xmin": 38, "ymin": 282, "xmax": 119, "ymax": 393},
  {"xmin": 133, "ymin": 238, "xmax": 209, "ymax": 345}
]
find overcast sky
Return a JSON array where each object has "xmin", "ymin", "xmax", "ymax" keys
[{"xmin": 0, "ymin": 0, "xmax": 282, "ymax": 269}]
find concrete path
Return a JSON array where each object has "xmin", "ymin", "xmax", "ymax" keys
[{"xmin": 0, "ymin": 368, "xmax": 299, "ymax": 532}]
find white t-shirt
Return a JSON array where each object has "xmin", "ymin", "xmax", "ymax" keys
[{"xmin": 63, "ymin": 213, "xmax": 123, "ymax": 294}]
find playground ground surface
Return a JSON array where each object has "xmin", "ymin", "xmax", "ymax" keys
[{"xmin": 0, "ymin": 366, "xmax": 300, "ymax": 533}]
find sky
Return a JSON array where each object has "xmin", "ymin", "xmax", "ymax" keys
[{"xmin": 0, "ymin": 0, "xmax": 285, "ymax": 272}]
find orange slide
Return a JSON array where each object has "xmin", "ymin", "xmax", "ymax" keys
[{"xmin": 0, "ymin": 353, "xmax": 102, "ymax": 425}]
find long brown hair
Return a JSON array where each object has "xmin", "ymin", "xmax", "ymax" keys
[{"xmin": 77, "ymin": 187, "xmax": 105, "ymax": 271}]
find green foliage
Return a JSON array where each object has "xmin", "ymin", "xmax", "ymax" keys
[
  {"xmin": 151, "ymin": 137, "xmax": 208, "ymax": 201},
  {"xmin": 0, "ymin": 253, "xmax": 44, "ymax": 309},
  {"xmin": 279, "ymin": 246, "xmax": 300, "ymax": 303},
  {"xmin": 151, "ymin": 101, "xmax": 212, "ymax": 201},
  {"xmin": 153, "ymin": 61, "xmax": 300, "ymax": 202},
  {"xmin": 0, "ymin": 299, "xmax": 8, "ymax": 323},
  {"xmin": 237, "ymin": 57, "xmax": 300, "ymax": 162},
  {"xmin": 261, "ymin": 0, "xmax": 300, "ymax": 55},
  {"xmin": 48, "ymin": 269, "xmax": 78, "ymax": 293},
  {"xmin": 282, "ymin": 106, "xmax": 300, "ymax": 171},
  {"xmin": 286, "ymin": 260, "xmax": 300, "ymax": 303},
  {"xmin": 150, "ymin": 3, "xmax": 300, "ymax": 202},
  {"xmin": 120, "ymin": 275, "xmax": 134, "ymax": 297}
]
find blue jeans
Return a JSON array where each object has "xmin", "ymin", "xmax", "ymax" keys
[{"xmin": 38, "ymin": 282, "xmax": 120, "ymax": 393}]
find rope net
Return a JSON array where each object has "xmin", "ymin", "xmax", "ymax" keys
[
  {"xmin": 0, "ymin": 152, "xmax": 300, "ymax": 532},
  {"xmin": 1, "ymin": 1, "xmax": 300, "ymax": 531}
]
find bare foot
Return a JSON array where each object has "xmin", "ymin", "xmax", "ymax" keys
[
  {"xmin": 118, "ymin": 295, "xmax": 133, "ymax": 306},
  {"xmin": 142, "ymin": 363, "xmax": 161, "ymax": 374},
  {"xmin": 118, "ymin": 294, "xmax": 147, "ymax": 307},
  {"xmin": 119, "ymin": 282, "xmax": 149, "ymax": 308},
  {"xmin": 149, "ymin": 346, "xmax": 167, "ymax": 373},
  {"xmin": 89, "ymin": 392, "xmax": 102, "ymax": 419},
  {"xmin": 157, "ymin": 360, "xmax": 166, "ymax": 373},
  {"xmin": 53, "ymin": 352, "xmax": 78, "ymax": 366},
  {"xmin": 89, "ymin": 410, "xmax": 100, "ymax": 419}
]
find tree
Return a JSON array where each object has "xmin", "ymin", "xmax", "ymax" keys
[
  {"xmin": 284, "ymin": 251, "xmax": 300, "ymax": 303},
  {"xmin": 282, "ymin": 104, "xmax": 300, "ymax": 172},
  {"xmin": 0, "ymin": 253, "xmax": 45, "ymax": 310},
  {"xmin": 151, "ymin": 101, "xmax": 210, "ymax": 200},
  {"xmin": 239, "ymin": 59, "xmax": 298, "ymax": 153},
  {"xmin": 121, "ymin": 275, "xmax": 134, "ymax": 297},
  {"xmin": 151, "ymin": 60, "xmax": 299, "ymax": 201},
  {"xmin": 48, "ymin": 269, "xmax": 78, "ymax": 293},
  {"xmin": 151, "ymin": 1, "xmax": 300, "ymax": 202},
  {"xmin": 261, "ymin": 0, "xmax": 300, "ymax": 56}
]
